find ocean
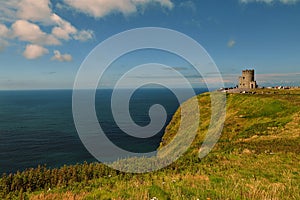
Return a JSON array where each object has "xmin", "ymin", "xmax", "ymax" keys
[{"xmin": 0, "ymin": 88, "xmax": 207, "ymax": 174}]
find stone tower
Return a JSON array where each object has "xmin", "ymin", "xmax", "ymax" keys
[{"xmin": 238, "ymin": 69, "xmax": 257, "ymax": 89}]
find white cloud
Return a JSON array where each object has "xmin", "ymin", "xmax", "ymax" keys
[
  {"xmin": 12, "ymin": 20, "xmax": 61, "ymax": 46},
  {"xmin": 0, "ymin": 0, "xmax": 173, "ymax": 59},
  {"xmin": 63, "ymin": 0, "xmax": 173, "ymax": 18},
  {"xmin": 227, "ymin": 39, "xmax": 236, "ymax": 48},
  {"xmin": 51, "ymin": 50, "xmax": 72, "ymax": 62},
  {"xmin": 51, "ymin": 14, "xmax": 94, "ymax": 41},
  {"xmin": 74, "ymin": 30, "xmax": 94, "ymax": 42},
  {"xmin": 0, "ymin": 1, "xmax": 19, "ymax": 23},
  {"xmin": 52, "ymin": 26, "xmax": 73, "ymax": 40},
  {"xmin": 0, "ymin": 0, "xmax": 53, "ymax": 24},
  {"xmin": 23, "ymin": 44, "xmax": 49, "ymax": 59},
  {"xmin": 51, "ymin": 14, "xmax": 77, "ymax": 40},
  {"xmin": 0, "ymin": 0, "xmax": 94, "ymax": 59},
  {"xmin": 0, "ymin": 24, "xmax": 10, "ymax": 51},
  {"xmin": 240, "ymin": 0, "xmax": 299, "ymax": 4},
  {"xmin": 0, "ymin": 24, "xmax": 9, "ymax": 38},
  {"xmin": 17, "ymin": 0, "xmax": 53, "ymax": 24}
]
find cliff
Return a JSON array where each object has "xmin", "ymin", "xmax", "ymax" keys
[{"xmin": 2, "ymin": 88, "xmax": 300, "ymax": 199}]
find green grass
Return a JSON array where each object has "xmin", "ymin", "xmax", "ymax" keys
[{"xmin": 1, "ymin": 89, "xmax": 300, "ymax": 200}]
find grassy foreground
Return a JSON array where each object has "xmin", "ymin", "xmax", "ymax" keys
[{"xmin": 1, "ymin": 88, "xmax": 299, "ymax": 199}]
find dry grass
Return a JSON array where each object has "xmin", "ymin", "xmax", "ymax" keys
[{"xmin": 30, "ymin": 191, "xmax": 88, "ymax": 200}]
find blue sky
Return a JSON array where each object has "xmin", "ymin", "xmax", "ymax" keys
[{"xmin": 0, "ymin": 0, "xmax": 299, "ymax": 90}]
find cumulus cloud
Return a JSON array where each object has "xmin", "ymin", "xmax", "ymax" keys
[
  {"xmin": 17, "ymin": 0, "xmax": 53, "ymax": 24},
  {"xmin": 51, "ymin": 50, "xmax": 72, "ymax": 62},
  {"xmin": 0, "ymin": 0, "xmax": 173, "ymax": 60},
  {"xmin": 23, "ymin": 44, "xmax": 49, "ymax": 59},
  {"xmin": 240, "ymin": 0, "xmax": 299, "ymax": 4},
  {"xmin": 51, "ymin": 14, "xmax": 77, "ymax": 40},
  {"xmin": 227, "ymin": 39, "xmax": 236, "ymax": 48},
  {"xmin": 0, "ymin": 0, "xmax": 94, "ymax": 59},
  {"xmin": 12, "ymin": 20, "xmax": 61, "ymax": 46},
  {"xmin": 51, "ymin": 14, "xmax": 94, "ymax": 41},
  {"xmin": 0, "ymin": 24, "xmax": 9, "ymax": 37},
  {"xmin": 63, "ymin": 0, "xmax": 174, "ymax": 18}
]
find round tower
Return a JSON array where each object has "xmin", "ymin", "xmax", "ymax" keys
[
  {"xmin": 239, "ymin": 69, "xmax": 256, "ymax": 89},
  {"xmin": 242, "ymin": 69, "xmax": 255, "ymax": 83}
]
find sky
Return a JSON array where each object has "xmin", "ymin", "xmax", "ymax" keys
[{"xmin": 0, "ymin": 0, "xmax": 299, "ymax": 90}]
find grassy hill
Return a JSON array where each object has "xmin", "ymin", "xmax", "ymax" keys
[{"xmin": 1, "ymin": 89, "xmax": 299, "ymax": 200}]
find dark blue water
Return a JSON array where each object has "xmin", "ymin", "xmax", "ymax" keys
[{"xmin": 0, "ymin": 88, "xmax": 207, "ymax": 174}]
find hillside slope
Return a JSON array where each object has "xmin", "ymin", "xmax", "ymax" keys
[
  {"xmin": 1, "ymin": 89, "xmax": 300, "ymax": 200},
  {"xmin": 162, "ymin": 89, "xmax": 300, "ymax": 156}
]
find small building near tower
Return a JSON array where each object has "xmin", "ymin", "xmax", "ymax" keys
[{"xmin": 238, "ymin": 69, "xmax": 257, "ymax": 89}]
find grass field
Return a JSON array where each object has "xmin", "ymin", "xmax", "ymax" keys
[{"xmin": 1, "ymin": 88, "xmax": 299, "ymax": 200}]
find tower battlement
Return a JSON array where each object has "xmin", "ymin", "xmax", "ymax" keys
[{"xmin": 242, "ymin": 69, "xmax": 255, "ymax": 74}]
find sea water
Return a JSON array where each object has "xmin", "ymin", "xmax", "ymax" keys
[{"xmin": 0, "ymin": 88, "xmax": 207, "ymax": 174}]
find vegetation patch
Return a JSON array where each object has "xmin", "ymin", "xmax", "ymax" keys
[{"xmin": 1, "ymin": 89, "xmax": 300, "ymax": 199}]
